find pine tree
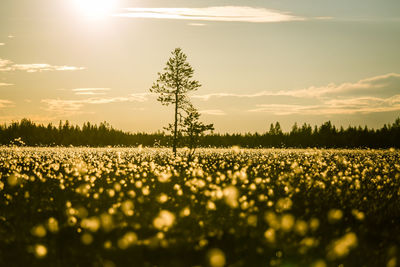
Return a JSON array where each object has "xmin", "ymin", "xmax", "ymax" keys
[
  {"xmin": 182, "ymin": 106, "xmax": 214, "ymax": 160},
  {"xmin": 150, "ymin": 48, "xmax": 201, "ymax": 156}
]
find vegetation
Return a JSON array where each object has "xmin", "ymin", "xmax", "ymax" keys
[
  {"xmin": 150, "ymin": 48, "xmax": 208, "ymax": 156},
  {"xmin": 0, "ymin": 147, "xmax": 399, "ymax": 266},
  {"xmin": 182, "ymin": 106, "xmax": 214, "ymax": 160},
  {"xmin": 1, "ymin": 118, "xmax": 400, "ymax": 148}
]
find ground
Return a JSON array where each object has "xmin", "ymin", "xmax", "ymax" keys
[{"xmin": 0, "ymin": 147, "xmax": 399, "ymax": 266}]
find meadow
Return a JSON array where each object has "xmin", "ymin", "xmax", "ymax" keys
[{"xmin": 0, "ymin": 147, "xmax": 399, "ymax": 267}]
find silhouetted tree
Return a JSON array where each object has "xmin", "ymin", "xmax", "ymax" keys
[
  {"xmin": 269, "ymin": 123, "xmax": 275, "ymax": 135},
  {"xmin": 150, "ymin": 48, "xmax": 201, "ymax": 156},
  {"xmin": 274, "ymin": 122, "xmax": 283, "ymax": 135},
  {"xmin": 182, "ymin": 106, "xmax": 214, "ymax": 160},
  {"xmin": 1, "ymin": 118, "xmax": 400, "ymax": 148}
]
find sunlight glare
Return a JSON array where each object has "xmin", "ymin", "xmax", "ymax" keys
[{"xmin": 73, "ymin": 0, "xmax": 116, "ymax": 19}]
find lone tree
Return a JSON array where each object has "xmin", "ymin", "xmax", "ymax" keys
[{"xmin": 150, "ymin": 48, "xmax": 201, "ymax": 156}]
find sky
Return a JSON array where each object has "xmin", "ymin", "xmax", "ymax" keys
[{"xmin": 1, "ymin": 0, "xmax": 400, "ymax": 133}]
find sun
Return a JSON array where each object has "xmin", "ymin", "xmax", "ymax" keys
[{"xmin": 73, "ymin": 0, "xmax": 117, "ymax": 19}]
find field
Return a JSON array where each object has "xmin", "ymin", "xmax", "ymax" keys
[{"xmin": 0, "ymin": 147, "xmax": 399, "ymax": 267}]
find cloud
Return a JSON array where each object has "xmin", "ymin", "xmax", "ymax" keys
[
  {"xmin": 0, "ymin": 99, "xmax": 14, "ymax": 108},
  {"xmin": 195, "ymin": 73, "xmax": 400, "ymax": 102},
  {"xmin": 193, "ymin": 73, "xmax": 400, "ymax": 116},
  {"xmin": 250, "ymin": 95, "xmax": 400, "ymax": 115},
  {"xmin": 279, "ymin": 73, "xmax": 400, "ymax": 98},
  {"xmin": 0, "ymin": 43, "xmax": 4, "ymax": 46},
  {"xmin": 72, "ymin": 88, "xmax": 111, "ymax": 92},
  {"xmin": 72, "ymin": 88, "xmax": 110, "ymax": 96},
  {"xmin": 75, "ymin": 92, "xmax": 107, "ymax": 96},
  {"xmin": 41, "ymin": 95, "xmax": 147, "ymax": 115},
  {"xmin": 193, "ymin": 91, "xmax": 285, "ymax": 101},
  {"xmin": 249, "ymin": 104, "xmax": 316, "ymax": 115},
  {"xmin": 0, "ymin": 58, "xmax": 85, "ymax": 73},
  {"xmin": 10, "ymin": 64, "xmax": 84, "ymax": 73},
  {"xmin": 116, "ymin": 6, "xmax": 305, "ymax": 23},
  {"xmin": 247, "ymin": 73, "xmax": 400, "ymax": 115},
  {"xmin": 42, "ymin": 99, "xmax": 84, "ymax": 114},
  {"xmin": 188, "ymin": 23, "xmax": 206, "ymax": 26},
  {"xmin": 0, "ymin": 82, "xmax": 13, "ymax": 87},
  {"xmin": 130, "ymin": 92, "xmax": 151, "ymax": 102},
  {"xmin": 0, "ymin": 59, "xmax": 12, "ymax": 68},
  {"xmin": 85, "ymin": 97, "xmax": 131, "ymax": 104},
  {"xmin": 200, "ymin": 109, "xmax": 226, "ymax": 116}
]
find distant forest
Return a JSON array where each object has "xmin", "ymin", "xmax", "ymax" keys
[{"xmin": 1, "ymin": 118, "xmax": 400, "ymax": 148}]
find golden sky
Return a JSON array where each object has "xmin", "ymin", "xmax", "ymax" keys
[{"xmin": 1, "ymin": 0, "xmax": 400, "ymax": 132}]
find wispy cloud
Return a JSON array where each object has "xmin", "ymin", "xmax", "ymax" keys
[
  {"xmin": 41, "ymin": 95, "xmax": 147, "ymax": 115},
  {"xmin": 250, "ymin": 95, "xmax": 400, "ymax": 115},
  {"xmin": 193, "ymin": 91, "xmax": 284, "ymax": 101},
  {"xmin": 116, "ymin": 6, "xmax": 305, "ymax": 23},
  {"xmin": 200, "ymin": 109, "xmax": 226, "ymax": 116},
  {"xmin": 246, "ymin": 73, "xmax": 400, "ymax": 115},
  {"xmin": 0, "ymin": 99, "xmax": 14, "ymax": 108},
  {"xmin": 0, "ymin": 82, "xmax": 13, "ymax": 87},
  {"xmin": 195, "ymin": 73, "xmax": 400, "ymax": 102},
  {"xmin": 72, "ymin": 88, "xmax": 111, "ymax": 92},
  {"xmin": 0, "ymin": 59, "xmax": 12, "ymax": 68},
  {"xmin": 278, "ymin": 73, "xmax": 400, "ymax": 98},
  {"xmin": 249, "ymin": 104, "xmax": 316, "ymax": 115},
  {"xmin": 75, "ymin": 92, "xmax": 107, "ymax": 96},
  {"xmin": 0, "ymin": 58, "xmax": 85, "ymax": 73},
  {"xmin": 10, "ymin": 64, "xmax": 84, "ymax": 73},
  {"xmin": 130, "ymin": 92, "xmax": 151, "ymax": 102},
  {"xmin": 188, "ymin": 23, "xmax": 206, "ymax": 26},
  {"xmin": 193, "ymin": 73, "xmax": 400, "ymax": 116},
  {"xmin": 72, "ymin": 88, "xmax": 110, "ymax": 95},
  {"xmin": 41, "ymin": 99, "xmax": 84, "ymax": 114}
]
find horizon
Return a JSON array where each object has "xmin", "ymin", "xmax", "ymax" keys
[{"xmin": 1, "ymin": 0, "xmax": 400, "ymax": 133}]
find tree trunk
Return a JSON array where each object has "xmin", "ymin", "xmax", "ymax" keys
[{"xmin": 173, "ymin": 91, "xmax": 178, "ymax": 156}]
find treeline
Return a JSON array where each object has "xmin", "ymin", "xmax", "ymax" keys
[
  {"xmin": 1, "ymin": 118, "xmax": 400, "ymax": 148},
  {"xmin": 203, "ymin": 120, "xmax": 400, "ymax": 148},
  {"xmin": 0, "ymin": 119, "xmax": 165, "ymax": 147}
]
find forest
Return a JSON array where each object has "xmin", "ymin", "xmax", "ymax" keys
[{"xmin": 1, "ymin": 118, "xmax": 399, "ymax": 148}]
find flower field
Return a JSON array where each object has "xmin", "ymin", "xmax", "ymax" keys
[{"xmin": 0, "ymin": 147, "xmax": 399, "ymax": 266}]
